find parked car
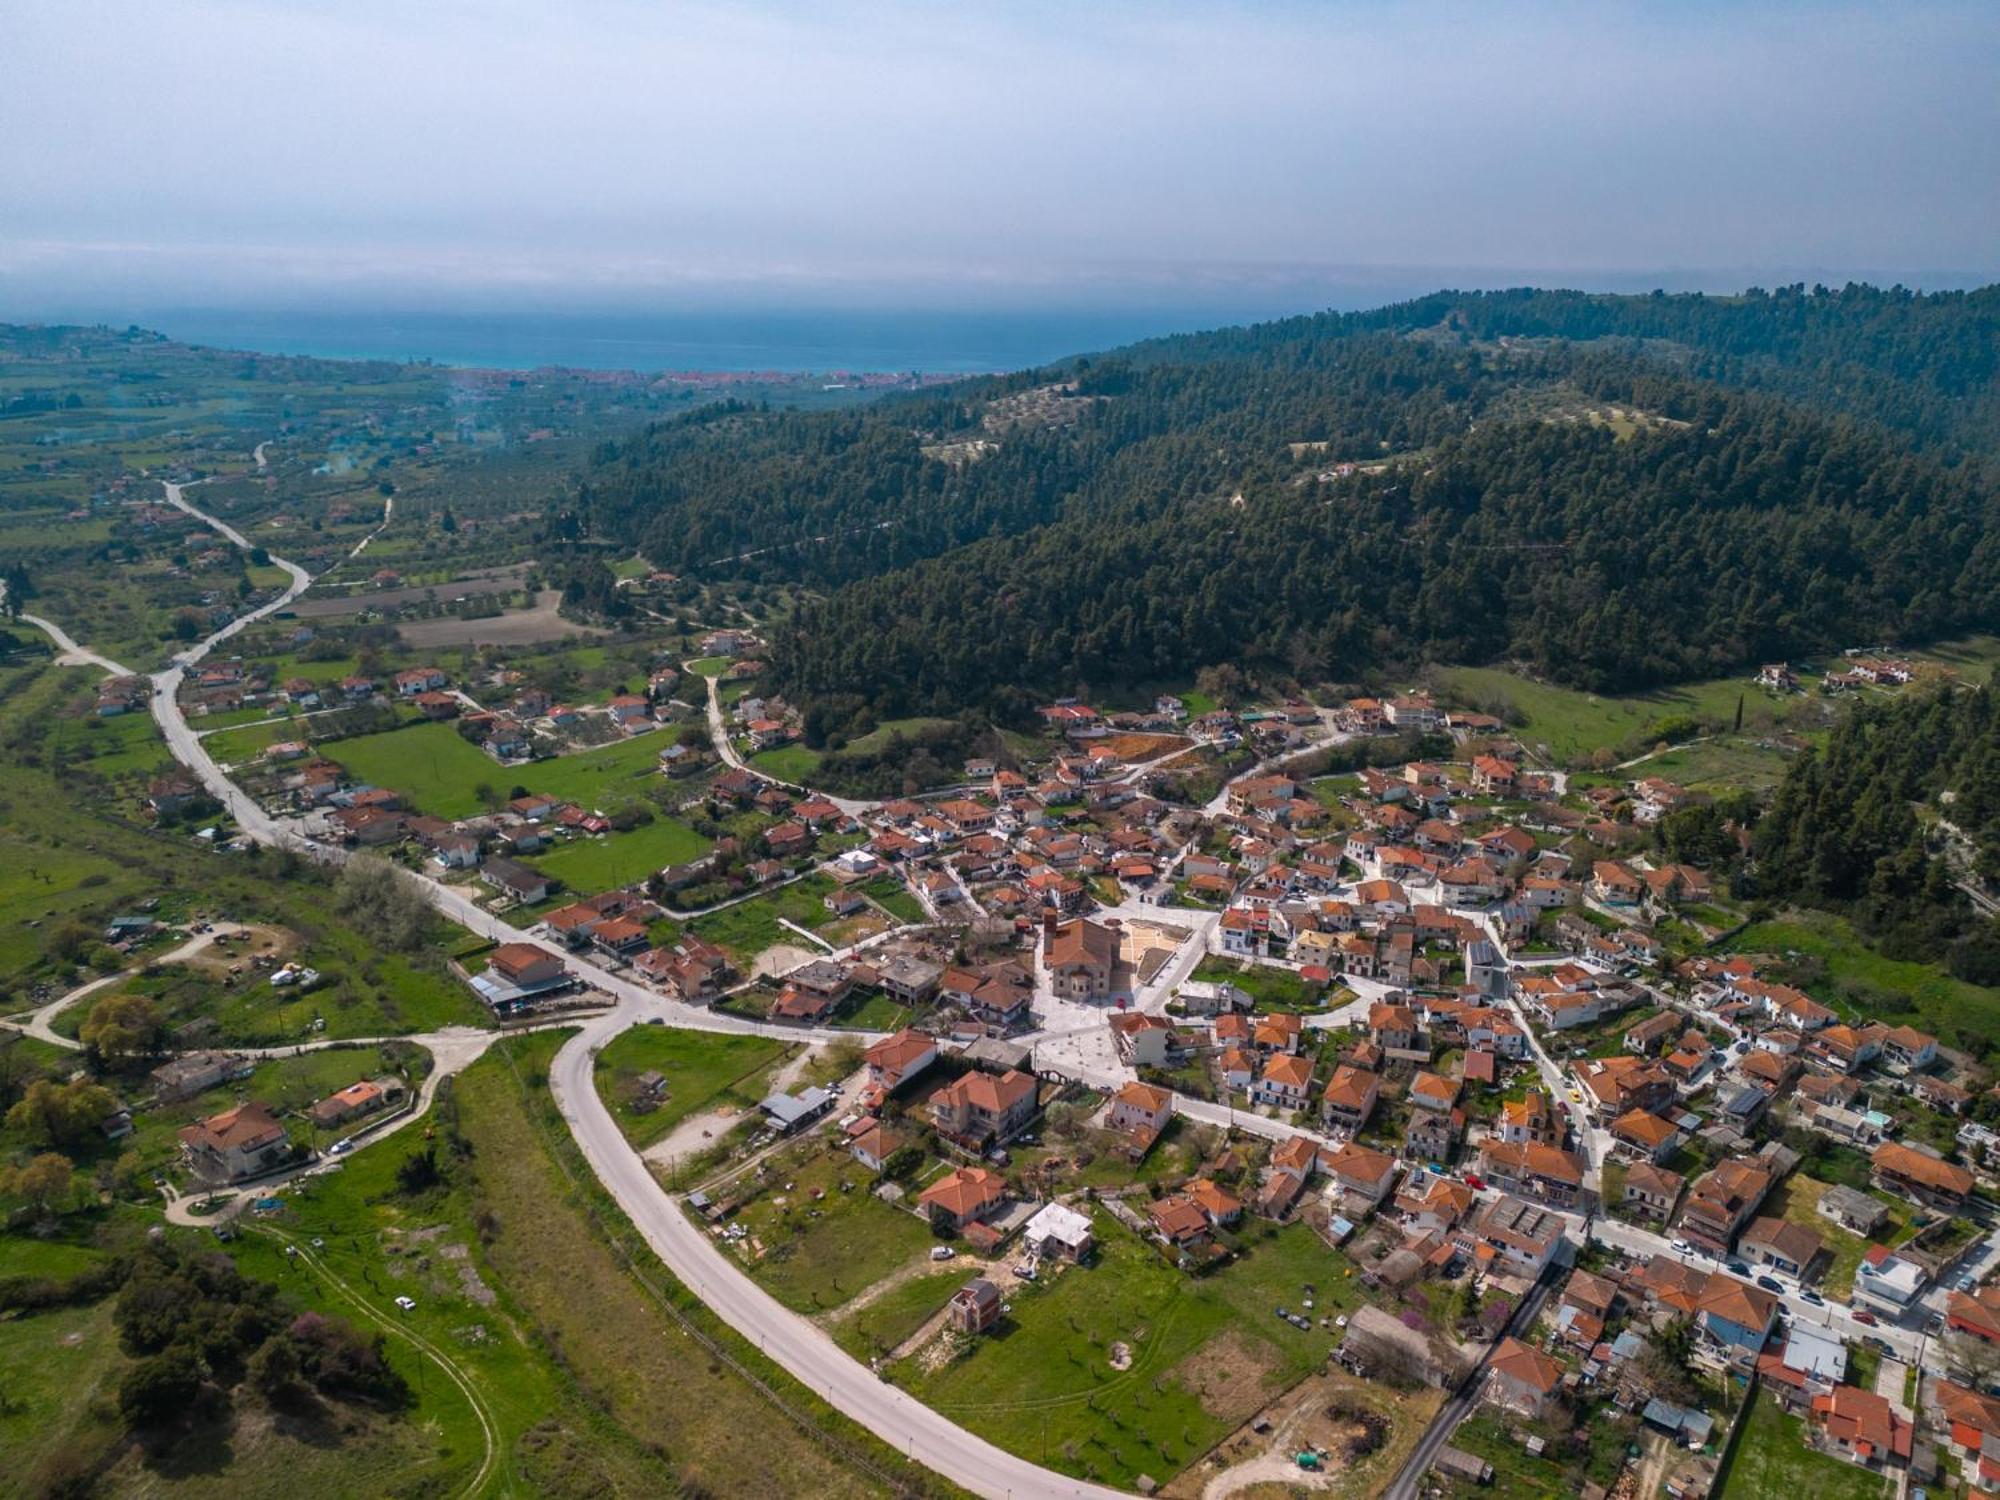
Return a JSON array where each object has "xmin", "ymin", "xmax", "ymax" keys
[
  {"xmin": 1851, "ymin": 1308, "xmax": 1879, "ymax": 1326},
  {"xmin": 1670, "ymin": 1239, "xmax": 1694, "ymax": 1256},
  {"xmin": 1725, "ymin": 1259, "xmax": 1750, "ymax": 1276},
  {"xmin": 1799, "ymin": 1289, "xmax": 1825, "ymax": 1306},
  {"xmin": 930, "ymin": 1246, "xmax": 956, "ymax": 1262},
  {"xmin": 1756, "ymin": 1275, "xmax": 1785, "ymax": 1293},
  {"xmin": 394, "ymin": 1296, "xmax": 416, "ymax": 1311}
]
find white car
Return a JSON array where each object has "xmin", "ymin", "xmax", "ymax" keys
[
  {"xmin": 930, "ymin": 1246, "xmax": 956, "ymax": 1262},
  {"xmin": 394, "ymin": 1296, "xmax": 416, "ymax": 1312},
  {"xmin": 1670, "ymin": 1238, "xmax": 1694, "ymax": 1256}
]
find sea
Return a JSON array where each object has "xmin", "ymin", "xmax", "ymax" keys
[{"xmin": 117, "ymin": 304, "xmax": 1330, "ymax": 376}]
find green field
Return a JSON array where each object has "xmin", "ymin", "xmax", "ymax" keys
[
  {"xmin": 690, "ymin": 874, "xmax": 844, "ymax": 964},
  {"xmin": 687, "ymin": 656, "xmax": 732, "ymax": 677},
  {"xmin": 840, "ymin": 716, "xmax": 956, "ymax": 755},
  {"xmin": 726, "ymin": 1142, "xmax": 938, "ymax": 1313},
  {"xmin": 592, "ymin": 1025, "xmax": 794, "ymax": 1151},
  {"xmin": 528, "ymin": 818, "xmax": 711, "ymax": 894},
  {"xmin": 1435, "ymin": 663, "xmax": 1776, "ymax": 765},
  {"xmin": 861, "ymin": 873, "xmax": 926, "ymax": 924},
  {"xmin": 329, "ymin": 719, "xmax": 683, "ymax": 820},
  {"xmin": 903, "ymin": 1217, "xmax": 1361, "ymax": 1489},
  {"xmin": 1717, "ymin": 1390, "xmax": 1890, "ymax": 1500},
  {"xmin": 750, "ymin": 742, "xmax": 825, "ymax": 781},
  {"xmin": 833, "ymin": 1269, "xmax": 967, "ymax": 1359},
  {"xmin": 1728, "ymin": 909, "xmax": 2000, "ymax": 1051}
]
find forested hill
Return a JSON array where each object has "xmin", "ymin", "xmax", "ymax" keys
[
  {"xmin": 774, "ymin": 380, "xmax": 1998, "ymax": 726},
  {"xmin": 559, "ymin": 283, "xmax": 2000, "ymax": 734},
  {"xmin": 1123, "ymin": 283, "xmax": 2000, "ymax": 461},
  {"xmin": 1752, "ymin": 684, "xmax": 2000, "ymax": 988}
]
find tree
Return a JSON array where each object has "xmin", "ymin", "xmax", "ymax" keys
[
  {"xmin": 80, "ymin": 992, "xmax": 165, "ymax": 1066},
  {"xmin": 1, "ymin": 1151, "xmax": 75, "ymax": 1219},
  {"xmin": 6, "ymin": 1078, "xmax": 117, "ymax": 1146},
  {"xmin": 118, "ymin": 1346, "xmax": 203, "ymax": 1429},
  {"xmin": 332, "ymin": 855, "xmax": 432, "ymax": 953}
]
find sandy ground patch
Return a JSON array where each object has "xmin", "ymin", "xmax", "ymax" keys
[
  {"xmin": 752, "ymin": 942, "xmax": 819, "ymax": 980},
  {"xmin": 1171, "ymin": 1329, "xmax": 1284, "ymax": 1423},
  {"xmin": 291, "ymin": 564, "xmax": 530, "ymax": 617},
  {"xmin": 396, "ymin": 591, "xmax": 606, "ymax": 648},
  {"xmin": 180, "ymin": 922, "xmax": 299, "ymax": 976},
  {"xmin": 1172, "ymin": 1366, "xmax": 1443, "ymax": 1500},
  {"xmin": 1102, "ymin": 733, "xmax": 1194, "ymax": 761}
]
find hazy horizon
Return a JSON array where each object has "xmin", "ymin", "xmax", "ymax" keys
[{"xmin": 4, "ymin": 1, "xmax": 1997, "ymax": 324}]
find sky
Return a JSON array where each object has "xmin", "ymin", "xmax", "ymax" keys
[{"xmin": 2, "ymin": 0, "xmax": 1997, "ymax": 318}]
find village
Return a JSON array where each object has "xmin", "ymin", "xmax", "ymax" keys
[
  {"xmin": 158, "ymin": 636, "xmax": 1992, "ymax": 1499},
  {"xmin": 30, "ymin": 608, "xmax": 2000, "ymax": 1500}
]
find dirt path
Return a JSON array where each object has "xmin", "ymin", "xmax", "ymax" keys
[{"xmin": 0, "ymin": 923, "xmax": 250, "ymax": 1047}]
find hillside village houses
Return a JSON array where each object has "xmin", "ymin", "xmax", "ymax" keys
[{"xmin": 54, "ymin": 578, "xmax": 1999, "ymax": 1500}]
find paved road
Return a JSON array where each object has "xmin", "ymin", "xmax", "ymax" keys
[{"xmin": 547, "ymin": 1009, "xmax": 1129, "ymax": 1500}]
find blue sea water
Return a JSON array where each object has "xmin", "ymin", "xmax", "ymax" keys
[{"xmin": 127, "ymin": 304, "xmax": 1323, "ymax": 375}]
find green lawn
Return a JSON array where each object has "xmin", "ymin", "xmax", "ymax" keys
[
  {"xmin": 840, "ymin": 717, "xmax": 955, "ymax": 755},
  {"xmin": 1718, "ymin": 1389, "xmax": 1890, "ymax": 1500},
  {"xmin": 329, "ymin": 720, "xmax": 677, "ymax": 820},
  {"xmin": 751, "ymin": 743, "xmax": 824, "ymax": 782},
  {"xmin": 902, "ymin": 1217, "xmax": 1359, "ymax": 1490},
  {"xmin": 861, "ymin": 874, "xmax": 926, "ymax": 924},
  {"xmin": 687, "ymin": 656, "xmax": 732, "ymax": 677},
  {"xmin": 1435, "ymin": 663, "xmax": 1771, "ymax": 766},
  {"xmin": 690, "ymin": 874, "xmax": 843, "ymax": 964},
  {"xmin": 592, "ymin": 1025, "xmax": 794, "ymax": 1151},
  {"xmin": 837, "ymin": 990, "xmax": 914, "ymax": 1031},
  {"xmin": 1760, "ymin": 1172, "xmax": 1909, "ymax": 1297},
  {"xmin": 1728, "ymin": 909, "xmax": 2000, "ymax": 1051},
  {"xmin": 833, "ymin": 1270, "xmax": 968, "ymax": 1359},
  {"xmin": 726, "ymin": 1143, "xmax": 938, "ymax": 1313},
  {"xmin": 1191, "ymin": 957, "xmax": 1321, "ymax": 1011},
  {"xmin": 529, "ymin": 819, "xmax": 711, "ymax": 895}
]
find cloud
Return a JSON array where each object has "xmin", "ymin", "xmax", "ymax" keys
[{"xmin": 1, "ymin": 0, "xmax": 1995, "ymax": 309}]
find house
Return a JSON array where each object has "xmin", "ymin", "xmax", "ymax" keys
[
  {"xmin": 863, "ymin": 1028, "xmax": 938, "ymax": 1091},
  {"xmin": 1930, "ymin": 1380, "xmax": 2000, "ymax": 1489},
  {"xmin": 1623, "ymin": 1162, "xmax": 1685, "ymax": 1223},
  {"xmin": 849, "ymin": 1118, "xmax": 904, "ymax": 1173},
  {"xmin": 930, "ymin": 1069, "xmax": 1038, "ymax": 1146},
  {"xmin": 1738, "ymin": 1216, "xmax": 1824, "ymax": 1279},
  {"xmin": 1320, "ymin": 1065, "xmax": 1381, "ymax": 1134},
  {"xmin": 394, "ymin": 665, "xmax": 447, "ymax": 696},
  {"xmin": 1338, "ymin": 1305, "xmax": 1459, "ymax": 1389},
  {"xmin": 1881, "ymin": 1025, "xmax": 1940, "ymax": 1074},
  {"xmin": 880, "ymin": 955, "xmax": 944, "ymax": 1004},
  {"xmin": 1607, "ymin": 1108, "xmax": 1681, "ymax": 1165},
  {"xmin": 1485, "ymin": 1337, "xmax": 1565, "ymax": 1419},
  {"xmin": 919, "ymin": 1166, "xmax": 1008, "ymax": 1230},
  {"xmin": 1463, "ymin": 1194, "xmax": 1565, "ymax": 1279},
  {"xmin": 1947, "ymin": 1284, "xmax": 2000, "ymax": 1344},
  {"xmin": 1816, "ymin": 1183, "xmax": 1890, "ymax": 1236},
  {"xmin": 1396, "ymin": 1173, "xmax": 1476, "ymax": 1236},
  {"xmin": 472, "ymin": 942, "xmax": 570, "ymax": 1011},
  {"xmin": 1476, "ymin": 1139, "xmax": 1584, "ymax": 1209},
  {"xmin": 1872, "ymin": 1141, "xmax": 1975, "ymax": 1208},
  {"xmin": 1023, "ymin": 1202, "xmax": 1095, "ymax": 1263},
  {"xmin": 1106, "ymin": 1081, "xmax": 1174, "ymax": 1141},
  {"xmin": 308, "ymin": 1077, "xmax": 404, "ymax": 1129},
  {"xmin": 480, "ymin": 856, "xmax": 550, "ymax": 905},
  {"xmin": 1044, "ymin": 918, "xmax": 1119, "ymax": 1000},
  {"xmin": 179, "ymin": 1101, "xmax": 290, "ymax": 1185},
  {"xmin": 1188, "ymin": 1178, "xmax": 1243, "ymax": 1228},
  {"xmin": 1108, "ymin": 1011, "xmax": 1175, "ymax": 1068},
  {"xmin": 948, "ymin": 1277, "xmax": 1003, "ymax": 1334},
  {"xmin": 151, "ymin": 1050, "xmax": 252, "ymax": 1102},
  {"xmin": 1253, "ymin": 1053, "xmax": 1314, "ymax": 1110},
  {"xmin": 1679, "ymin": 1157, "xmax": 1776, "ymax": 1254},
  {"xmin": 1853, "ymin": 1244, "xmax": 1929, "ymax": 1315},
  {"xmin": 1810, "ymin": 1384, "xmax": 1914, "ymax": 1472},
  {"xmin": 1693, "ymin": 1273, "xmax": 1782, "ymax": 1369},
  {"xmin": 1325, "ymin": 1141, "xmax": 1400, "ymax": 1206},
  {"xmin": 1495, "ymin": 1091, "xmax": 1558, "ymax": 1146},
  {"xmin": 1149, "ymin": 1195, "xmax": 1215, "ymax": 1248},
  {"xmin": 1591, "ymin": 860, "xmax": 1645, "ymax": 907}
]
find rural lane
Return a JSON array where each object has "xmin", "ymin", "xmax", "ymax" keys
[{"xmin": 548, "ymin": 1011, "xmax": 1130, "ymax": 1500}]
